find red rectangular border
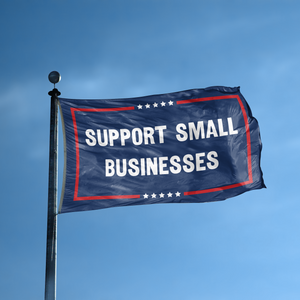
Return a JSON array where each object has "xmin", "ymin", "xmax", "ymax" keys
[{"xmin": 70, "ymin": 95, "xmax": 253, "ymax": 201}]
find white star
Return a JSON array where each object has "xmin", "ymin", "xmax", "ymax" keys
[
  {"xmin": 153, "ymin": 102, "xmax": 158, "ymax": 108},
  {"xmin": 137, "ymin": 104, "xmax": 143, "ymax": 109},
  {"xmin": 168, "ymin": 100, "xmax": 174, "ymax": 106},
  {"xmin": 159, "ymin": 193, "xmax": 165, "ymax": 198},
  {"xmin": 143, "ymin": 193, "xmax": 149, "ymax": 199},
  {"xmin": 175, "ymin": 191, "xmax": 181, "ymax": 197},
  {"xmin": 161, "ymin": 101, "xmax": 166, "ymax": 107},
  {"xmin": 151, "ymin": 193, "xmax": 157, "ymax": 198},
  {"xmin": 145, "ymin": 103, "xmax": 150, "ymax": 108},
  {"xmin": 167, "ymin": 192, "xmax": 173, "ymax": 197}
]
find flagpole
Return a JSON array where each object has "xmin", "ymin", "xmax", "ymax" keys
[{"xmin": 45, "ymin": 72, "xmax": 61, "ymax": 300}]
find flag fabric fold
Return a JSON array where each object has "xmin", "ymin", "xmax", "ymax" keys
[{"xmin": 58, "ymin": 86, "xmax": 265, "ymax": 213}]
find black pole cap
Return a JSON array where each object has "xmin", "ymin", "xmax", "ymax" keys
[{"xmin": 48, "ymin": 71, "xmax": 61, "ymax": 85}]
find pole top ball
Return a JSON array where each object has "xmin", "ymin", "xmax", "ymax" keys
[{"xmin": 48, "ymin": 71, "xmax": 61, "ymax": 85}]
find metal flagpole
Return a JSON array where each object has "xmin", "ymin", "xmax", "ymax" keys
[{"xmin": 45, "ymin": 71, "xmax": 61, "ymax": 300}]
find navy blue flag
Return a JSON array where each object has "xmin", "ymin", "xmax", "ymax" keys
[{"xmin": 58, "ymin": 86, "xmax": 265, "ymax": 213}]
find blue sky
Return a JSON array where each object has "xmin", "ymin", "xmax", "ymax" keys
[{"xmin": 1, "ymin": 1, "xmax": 300, "ymax": 299}]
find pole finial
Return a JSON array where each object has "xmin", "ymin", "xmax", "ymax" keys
[{"xmin": 48, "ymin": 71, "xmax": 61, "ymax": 88}]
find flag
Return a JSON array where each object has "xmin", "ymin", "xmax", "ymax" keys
[{"xmin": 58, "ymin": 86, "xmax": 265, "ymax": 213}]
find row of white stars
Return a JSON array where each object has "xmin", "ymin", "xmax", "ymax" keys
[
  {"xmin": 143, "ymin": 191, "xmax": 181, "ymax": 199},
  {"xmin": 137, "ymin": 100, "xmax": 174, "ymax": 109}
]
